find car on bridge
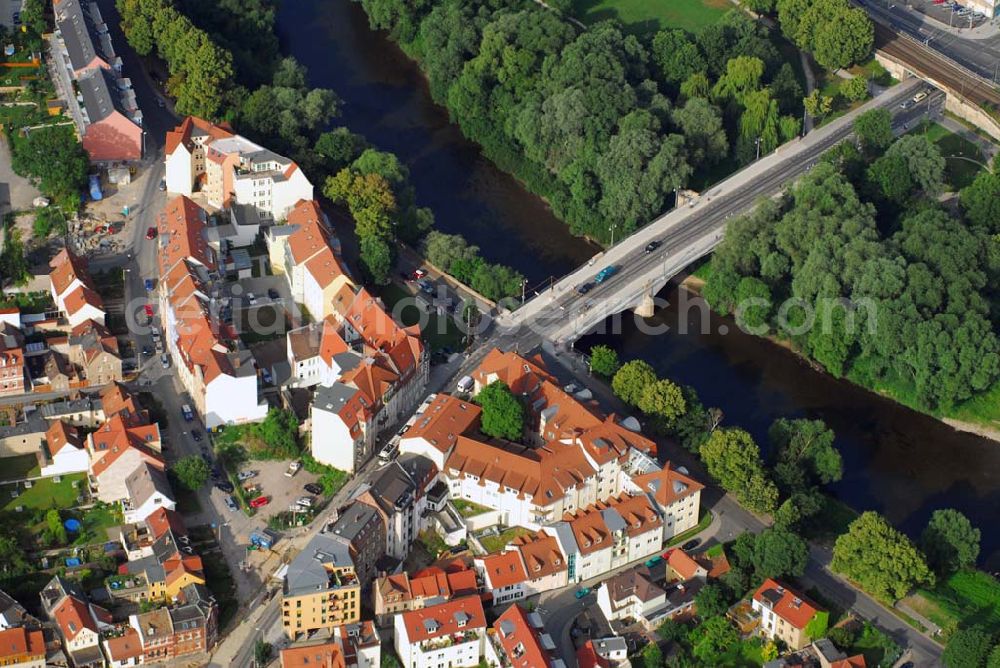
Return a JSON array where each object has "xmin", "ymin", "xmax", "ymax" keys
[
  {"xmin": 644, "ymin": 240, "xmax": 662, "ymax": 253},
  {"xmin": 594, "ymin": 265, "xmax": 618, "ymax": 284},
  {"xmin": 576, "ymin": 282, "xmax": 593, "ymax": 295}
]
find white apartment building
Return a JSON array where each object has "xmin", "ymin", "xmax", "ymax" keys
[{"xmin": 394, "ymin": 596, "xmax": 487, "ymax": 668}]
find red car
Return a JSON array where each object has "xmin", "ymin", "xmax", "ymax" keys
[
  {"xmin": 412, "ymin": 268, "xmax": 428, "ymax": 280},
  {"xmin": 250, "ymin": 496, "xmax": 269, "ymax": 509},
  {"xmin": 143, "ymin": 304, "xmax": 154, "ymax": 317},
  {"xmin": 146, "ymin": 226, "xmax": 157, "ymax": 240}
]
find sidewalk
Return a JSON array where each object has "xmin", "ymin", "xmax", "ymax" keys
[{"xmin": 864, "ymin": 0, "xmax": 1000, "ymax": 39}]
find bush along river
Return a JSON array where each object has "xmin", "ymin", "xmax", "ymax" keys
[{"xmin": 277, "ymin": 0, "xmax": 1000, "ymax": 569}]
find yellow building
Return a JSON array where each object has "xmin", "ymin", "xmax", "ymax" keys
[{"xmin": 281, "ymin": 533, "xmax": 362, "ymax": 639}]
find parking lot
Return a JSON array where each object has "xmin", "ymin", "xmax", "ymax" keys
[{"xmin": 910, "ymin": 0, "xmax": 991, "ymax": 29}]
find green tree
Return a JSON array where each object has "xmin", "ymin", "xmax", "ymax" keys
[
  {"xmin": 612, "ymin": 360, "xmax": 658, "ymax": 406},
  {"xmin": 46, "ymin": 509, "xmax": 67, "ymax": 546},
  {"xmin": 752, "ymin": 527, "xmax": 809, "ymax": 581},
  {"xmin": 315, "ymin": 127, "xmax": 368, "ymax": 171},
  {"xmin": 712, "ymin": 56, "xmax": 766, "ymax": 102},
  {"xmin": 987, "ymin": 644, "xmax": 1000, "ymax": 668},
  {"xmin": 475, "ymin": 381, "xmax": 524, "ymax": 441},
  {"xmin": 768, "ymin": 418, "xmax": 842, "ymax": 489},
  {"xmin": 651, "ymin": 30, "xmax": 705, "ymax": 86},
  {"xmin": 920, "ymin": 509, "xmax": 981, "ymax": 574},
  {"xmin": 680, "ymin": 72, "xmax": 712, "ymax": 100},
  {"xmin": 638, "ymin": 642, "xmax": 663, "ymax": 668},
  {"xmin": 423, "ymin": 231, "xmax": 479, "ymax": 273},
  {"xmin": 672, "ymin": 98, "xmax": 728, "ymax": 168},
  {"xmin": 743, "ymin": 0, "xmax": 777, "ymax": 12},
  {"xmin": 867, "ymin": 154, "xmax": 913, "ymax": 203},
  {"xmin": 960, "ymin": 170, "xmax": 1000, "ymax": 233},
  {"xmin": 254, "ymin": 640, "xmax": 273, "ymax": 666},
  {"xmin": 21, "ymin": 0, "xmax": 46, "ymax": 35},
  {"xmin": 689, "ymin": 616, "xmax": 740, "ymax": 664},
  {"xmin": 734, "ymin": 276, "xmax": 772, "ymax": 333},
  {"xmin": 174, "ymin": 455, "xmax": 211, "ymax": 491},
  {"xmin": 854, "ymin": 108, "xmax": 893, "ymax": 154},
  {"xmin": 638, "ymin": 379, "xmax": 687, "ymax": 430},
  {"xmin": 832, "ymin": 511, "xmax": 934, "ymax": 601},
  {"xmin": 885, "ymin": 134, "xmax": 946, "ymax": 196},
  {"xmin": 359, "ymin": 235, "xmax": 393, "ymax": 285},
  {"xmin": 700, "ymin": 428, "xmax": 779, "ymax": 514},
  {"xmin": 804, "ymin": 610, "xmax": 830, "ymax": 641},
  {"xmin": 0, "ymin": 228, "xmax": 30, "ymax": 288},
  {"xmin": 11, "ymin": 125, "xmax": 88, "ymax": 210},
  {"xmin": 803, "ymin": 90, "xmax": 833, "ymax": 120},
  {"xmin": 253, "ymin": 409, "xmax": 300, "ymax": 458},
  {"xmin": 840, "ymin": 75, "xmax": 869, "ymax": 102},
  {"xmin": 694, "ymin": 583, "xmax": 731, "ymax": 618},
  {"xmin": 588, "ymin": 345, "xmax": 620, "ymax": 378},
  {"xmin": 943, "ymin": 626, "xmax": 994, "ymax": 668}
]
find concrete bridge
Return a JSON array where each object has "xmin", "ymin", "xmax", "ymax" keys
[{"xmin": 494, "ymin": 79, "xmax": 925, "ymax": 349}]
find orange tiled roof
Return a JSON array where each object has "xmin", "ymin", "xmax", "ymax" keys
[
  {"xmin": 46, "ymin": 420, "xmax": 82, "ymax": 456},
  {"xmin": 304, "ymin": 246, "xmax": 349, "ymax": 289},
  {"xmin": 286, "ymin": 199, "xmax": 331, "ymax": 265},
  {"xmin": 480, "ymin": 551, "xmax": 527, "ymax": 589},
  {"xmin": 631, "ymin": 461, "xmax": 704, "ymax": 508},
  {"xmin": 577, "ymin": 640, "xmax": 611, "ymax": 668},
  {"xmin": 159, "ymin": 195, "xmax": 216, "ymax": 273},
  {"xmin": 145, "ymin": 507, "xmax": 186, "ymax": 539},
  {"xmin": 753, "ymin": 579, "xmax": 823, "ymax": 630},
  {"xmin": 0, "ymin": 627, "xmax": 44, "ymax": 659},
  {"xmin": 512, "ymin": 530, "xmax": 565, "ymax": 580},
  {"xmin": 89, "ymin": 415, "xmax": 163, "ymax": 478},
  {"xmin": 100, "ymin": 383, "xmax": 143, "ymax": 421},
  {"xmin": 280, "ymin": 641, "xmax": 345, "ymax": 668},
  {"xmin": 401, "ymin": 595, "xmax": 486, "ymax": 643},
  {"xmin": 665, "ymin": 548, "xmax": 704, "ymax": 581},
  {"xmin": 341, "ymin": 357, "xmax": 398, "ymax": 408},
  {"xmin": 53, "ymin": 595, "xmax": 101, "ymax": 641},
  {"xmin": 319, "ymin": 317, "xmax": 349, "ymax": 366},
  {"xmin": 104, "ymin": 628, "xmax": 142, "ymax": 661},
  {"xmin": 830, "ymin": 656, "xmax": 867, "ymax": 668},
  {"xmin": 494, "ymin": 604, "xmax": 552, "ymax": 668},
  {"xmin": 404, "ymin": 394, "xmax": 480, "ymax": 454},
  {"xmin": 601, "ymin": 492, "xmax": 662, "ymax": 538},
  {"xmin": 49, "ymin": 247, "xmax": 95, "ymax": 297},
  {"xmin": 344, "ymin": 288, "xmax": 422, "ymax": 378},
  {"xmin": 165, "ymin": 116, "xmax": 233, "ymax": 155},
  {"xmin": 62, "ymin": 284, "xmax": 104, "ymax": 316}
]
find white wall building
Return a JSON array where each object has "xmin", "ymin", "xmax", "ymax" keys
[{"xmin": 394, "ymin": 596, "xmax": 487, "ymax": 668}]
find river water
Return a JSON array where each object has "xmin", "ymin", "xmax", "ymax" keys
[{"xmin": 277, "ymin": 0, "xmax": 1000, "ymax": 568}]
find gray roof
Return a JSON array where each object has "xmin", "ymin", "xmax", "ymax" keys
[
  {"xmin": 284, "ymin": 533, "xmax": 354, "ymax": 597},
  {"xmin": 126, "ymin": 555, "xmax": 165, "ymax": 585},
  {"xmin": 328, "ymin": 503, "xmax": 379, "ymax": 544},
  {"xmin": 599, "ymin": 508, "xmax": 627, "ymax": 535},
  {"xmin": 313, "ymin": 382, "xmax": 360, "ymax": 415},
  {"xmin": 38, "ymin": 396, "xmax": 103, "ymax": 419},
  {"xmin": 0, "ymin": 415, "xmax": 47, "ymax": 440},
  {"xmin": 55, "ymin": 0, "xmax": 116, "ymax": 72},
  {"xmin": 548, "ymin": 523, "xmax": 579, "ymax": 557},
  {"xmin": 398, "ymin": 453, "xmax": 436, "ymax": 488},
  {"xmin": 368, "ymin": 462, "xmax": 416, "ymax": 514},
  {"xmin": 125, "ymin": 462, "xmax": 173, "ymax": 508},
  {"xmin": 78, "ymin": 67, "xmax": 135, "ymax": 124}
]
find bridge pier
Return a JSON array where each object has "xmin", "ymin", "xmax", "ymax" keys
[{"xmin": 633, "ymin": 292, "xmax": 657, "ymax": 318}]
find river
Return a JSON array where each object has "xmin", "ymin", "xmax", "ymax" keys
[{"xmin": 277, "ymin": 0, "xmax": 1000, "ymax": 569}]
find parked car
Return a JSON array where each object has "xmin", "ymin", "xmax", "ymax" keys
[
  {"xmin": 250, "ymin": 496, "xmax": 270, "ymax": 509},
  {"xmin": 158, "ymin": 179, "xmax": 166, "ymax": 192},
  {"xmin": 285, "ymin": 461, "xmax": 302, "ymax": 477},
  {"xmin": 296, "ymin": 496, "xmax": 314, "ymax": 508},
  {"xmin": 224, "ymin": 495, "xmax": 239, "ymax": 512},
  {"xmin": 237, "ymin": 470, "xmax": 257, "ymax": 481},
  {"xmin": 267, "ymin": 288, "xmax": 279, "ymax": 300},
  {"xmin": 418, "ymin": 279, "xmax": 434, "ymax": 295},
  {"xmin": 682, "ymin": 538, "xmax": 701, "ymax": 551},
  {"xmin": 141, "ymin": 346, "xmax": 153, "ymax": 357},
  {"xmin": 912, "ymin": 91, "xmax": 928, "ymax": 104},
  {"xmin": 576, "ymin": 282, "xmax": 593, "ymax": 295},
  {"xmin": 191, "ymin": 429, "xmax": 202, "ymax": 442},
  {"xmin": 575, "ymin": 587, "xmax": 591, "ymax": 599},
  {"xmin": 644, "ymin": 240, "xmax": 662, "ymax": 253},
  {"xmin": 412, "ymin": 268, "xmax": 428, "ymax": 280},
  {"xmin": 144, "ymin": 304, "xmax": 154, "ymax": 317},
  {"xmin": 261, "ymin": 368, "xmax": 273, "ymax": 384},
  {"xmin": 595, "ymin": 265, "xmax": 618, "ymax": 283},
  {"xmin": 146, "ymin": 226, "xmax": 157, "ymax": 239},
  {"xmin": 160, "ymin": 354, "xmax": 170, "ymax": 369},
  {"xmin": 181, "ymin": 405, "xmax": 194, "ymax": 422},
  {"xmin": 214, "ymin": 481, "xmax": 234, "ymax": 493},
  {"xmin": 303, "ymin": 483, "xmax": 323, "ymax": 495},
  {"xmin": 246, "ymin": 292, "xmax": 257, "ymax": 306},
  {"xmin": 456, "ymin": 375, "xmax": 474, "ymax": 393},
  {"xmin": 144, "ymin": 278, "xmax": 155, "ymax": 291},
  {"xmin": 645, "ymin": 555, "xmax": 664, "ymax": 568}
]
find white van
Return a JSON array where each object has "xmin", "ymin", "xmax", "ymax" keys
[{"xmin": 456, "ymin": 375, "xmax": 474, "ymax": 393}]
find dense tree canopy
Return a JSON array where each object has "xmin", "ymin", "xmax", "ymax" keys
[
  {"xmin": 832, "ymin": 511, "xmax": 934, "ymax": 601},
  {"xmin": 943, "ymin": 626, "xmax": 995, "ymax": 668},
  {"xmin": 778, "ymin": 0, "xmax": 873, "ymax": 70},
  {"xmin": 174, "ymin": 455, "xmax": 211, "ymax": 491},
  {"xmin": 12, "ymin": 126, "xmax": 88, "ymax": 210},
  {"xmin": 475, "ymin": 381, "xmax": 524, "ymax": 441},
  {"xmin": 921, "ymin": 509, "xmax": 981, "ymax": 574},
  {"xmin": 612, "ymin": 360, "xmax": 658, "ymax": 406},
  {"xmin": 700, "ymin": 428, "xmax": 779, "ymax": 514},
  {"xmin": 769, "ymin": 418, "xmax": 842, "ymax": 490},
  {"xmin": 588, "ymin": 345, "xmax": 621, "ymax": 378}
]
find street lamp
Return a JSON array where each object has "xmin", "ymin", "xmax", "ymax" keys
[{"xmin": 755, "ymin": 136, "xmax": 762, "ymax": 161}]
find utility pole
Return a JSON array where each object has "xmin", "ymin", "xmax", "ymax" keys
[{"xmin": 755, "ymin": 136, "xmax": 762, "ymax": 161}]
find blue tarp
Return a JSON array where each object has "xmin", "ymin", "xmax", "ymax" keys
[
  {"xmin": 65, "ymin": 557, "xmax": 81, "ymax": 567},
  {"xmin": 64, "ymin": 518, "xmax": 81, "ymax": 532},
  {"xmin": 89, "ymin": 175, "xmax": 103, "ymax": 201}
]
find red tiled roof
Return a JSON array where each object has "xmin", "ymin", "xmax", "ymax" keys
[
  {"xmin": 480, "ymin": 551, "xmax": 527, "ymax": 589},
  {"xmin": 494, "ymin": 604, "xmax": 552, "ymax": 668},
  {"xmin": 145, "ymin": 507, "xmax": 187, "ymax": 539},
  {"xmin": 53, "ymin": 595, "xmax": 102, "ymax": 641},
  {"xmin": 513, "ymin": 531, "xmax": 566, "ymax": 580},
  {"xmin": 0, "ymin": 627, "xmax": 44, "ymax": 659},
  {"xmin": 165, "ymin": 116, "xmax": 233, "ymax": 155},
  {"xmin": 401, "ymin": 595, "xmax": 486, "ymax": 643},
  {"xmin": 62, "ymin": 284, "xmax": 104, "ymax": 316},
  {"xmin": 404, "ymin": 394, "xmax": 480, "ymax": 454},
  {"xmin": 830, "ymin": 656, "xmax": 867, "ymax": 668},
  {"xmin": 577, "ymin": 640, "xmax": 611, "ymax": 668},
  {"xmin": 47, "ymin": 419, "xmax": 82, "ymax": 456},
  {"xmin": 104, "ymin": 628, "xmax": 142, "ymax": 661},
  {"xmin": 631, "ymin": 461, "xmax": 704, "ymax": 508},
  {"xmin": 319, "ymin": 317, "xmax": 349, "ymax": 366},
  {"xmin": 159, "ymin": 195, "xmax": 216, "ymax": 272},
  {"xmin": 49, "ymin": 247, "xmax": 95, "ymax": 298},
  {"xmin": 665, "ymin": 548, "xmax": 705, "ymax": 581},
  {"xmin": 753, "ymin": 579, "xmax": 823, "ymax": 630}
]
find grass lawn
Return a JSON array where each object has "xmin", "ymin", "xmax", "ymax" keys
[
  {"xmin": 572, "ymin": 0, "xmax": 730, "ymax": 34},
  {"xmin": 451, "ymin": 499, "xmax": 492, "ymax": 519},
  {"xmin": 918, "ymin": 121, "xmax": 986, "ymax": 190},
  {"xmin": 417, "ymin": 530, "xmax": 449, "ymax": 559},
  {"xmin": 378, "ymin": 283, "xmax": 466, "ymax": 352},
  {"xmin": 904, "ymin": 570, "xmax": 1000, "ymax": 641},
  {"xmin": 479, "ymin": 526, "xmax": 532, "ymax": 553},
  {"xmin": 949, "ymin": 380, "xmax": 1000, "ymax": 429},
  {"xmin": 70, "ymin": 504, "xmax": 123, "ymax": 546},
  {"xmin": 0, "ymin": 454, "xmax": 39, "ymax": 481},
  {"xmin": 0, "ymin": 474, "xmax": 86, "ymax": 512}
]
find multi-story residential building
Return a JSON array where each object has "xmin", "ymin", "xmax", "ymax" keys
[
  {"xmin": 65, "ymin": 319, "xmax": 123, "ymax": 388},
  {"xmin": 476, "ymin": 550, "xmax": 528, "ymax": 606},
  {"xmin": 165, "ymin": 117, "xmax": 312, "ymax": 221},
  {"xmin": 356, "ymin": 453, "xmax": 436, "ymax": 561},
  {"xmin": 279, "ymin": 621, "xmax": 381, "ymax": 668},
  {"xmin": 0, "ymin": 589, "xmax": 38, "ymax": 630},
  {"xmin": 101, "ymin": 627, "xmax": 143, "ymax": 668},
  {"xmin": 373, "ymin": 566, "xmax": 479, "ymax": 619},
  {"xmin": 128, "ymin": 584, "xmax": 217, "ymax": 662},
  {"xmin": 752, "ymin": 579, "xmax": 825, "ymax": 651},
  {"xmin": 52, "ymin": 0, "xmax": 143, "ymax": 162},
  {"xmin": 0, "ymin": 627, "xmax": 45, "ymax": 668},
  {"xmin": 87, "ymin": 414, "xmax": 163, "ymax": 503},
  {"xmin": 326, "ymin": 503, "xmax": 386, "ymax": 588},
  {"xmin": 488, "ymin": 604, "xmax": 564, "ymax": 668},
  {"xmin": 157, "ymin": 195, "xmax": 267, "ymax": 428},
  {"xmin": 267, "ymin": 199, "xmax": 354, "ymax": 321},
  {"xmin": 40, "ymin": 576, "xmax": 112, "ymax": 668},
  {"xmin": 117, "ymin": 509, "xmax": 207, "ymax": 603},
  {"xmin": 49, "ymin": 248, "xmax": 105, "ymax": 329},
  {"xmin": 0, "ymin": 323, "xmax": 26, "ymax": 397},
  {"xmin": 627, "ymin": 462, "xmax": 704, "ymax": 541},
  {"xmin": 597, "ymin": 565, "xmax": 701, "ymax": 629},
  {"xmin": 577, "ymin": 638, "xmax": 629, "ymax": 668},
  {"xmin": 398, "ymin": 393, "xmax": 482, "ymax": 470},
  {"xmin": 509, "ymin": 530, "xmax": 568, "ymax": 596},
  {"xmin": 40, "ymin": 420, "xmax": 90, "ymax": 477},
  {"xmin": 122, "ymin": 461, "xmax": 176, "ymax": 524},
  {"xmin": 282, "ymin": 533, "xmax": 362, "ymax": 639},
  {"xmin": 394, "ymin": 596, "xmax": 487, "ymax": 668}
]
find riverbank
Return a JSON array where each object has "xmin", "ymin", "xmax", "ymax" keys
[{"xmin": 679, "ymin": 273, "xmax": 1000, "ymax": 445}]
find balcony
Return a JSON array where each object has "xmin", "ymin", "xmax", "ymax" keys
[{"xmin": 419, "ymin": 632, "xmax": 478, "ymax": 652}]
